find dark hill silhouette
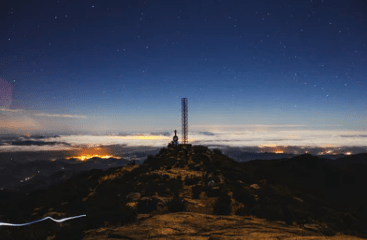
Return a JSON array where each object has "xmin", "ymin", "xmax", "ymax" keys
[
  {"xmin": 0, "ymin": 146, "xmax": 366, "ymax": 239},
  {"xmin": 221, "ymin": 149, "xmax": 297, "ymax": 162},
  {"xmin": 242, "ymin": 154, "xmax": 367, "ymax": 232},
  {"xmin": 326, "ymin": 153, "xmax": 367, "ymax": 168},
  {"xmin": 0, "ymin": 157, "xmax": 131, "ymax": 193}
]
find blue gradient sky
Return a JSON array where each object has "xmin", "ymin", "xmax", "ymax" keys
[{"xmin": 1, "ymin": 0, "xmax": 367, "ymax": 145}]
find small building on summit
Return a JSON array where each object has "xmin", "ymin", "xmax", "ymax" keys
[
  {"xmin": 171, "ymin": 130, "xmax": 179, "ymax": 146},
  {"xmin": 168, "ymin": 130, "xmax": 191, "ymax": 150}
]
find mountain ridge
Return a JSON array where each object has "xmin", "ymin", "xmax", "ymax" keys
[{"xmin": 0, "ymin": 145, "xmax": 366, "ymax": 239}]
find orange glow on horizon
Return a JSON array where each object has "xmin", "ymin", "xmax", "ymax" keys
[
  {"xmin": 66, "ymin": 147, "xmax": 121, "ymax": 161},
  {"xmin": 66, "ymin": 154, "xmax": 120, "ymax": 161},
  {"xmin": 317, "ymin": 150, "xmax": 335, "ymax": 155},
  {"xmin": 274, "ymin": 150, "xmax": 284, "ymax": 154}
]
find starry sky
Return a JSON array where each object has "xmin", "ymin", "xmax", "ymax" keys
[{"xmin": 1, "ymin": 0, "xmax": 367, "ymax": 147}]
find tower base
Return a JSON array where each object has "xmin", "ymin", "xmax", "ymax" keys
[{"xmin": 179, "ymin": 144, "xmax": 192, "ymax": 149}]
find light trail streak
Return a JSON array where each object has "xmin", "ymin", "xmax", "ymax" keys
[{"xmin": 0, "ymin": 214, "xmax": 86, "ymax": 227}]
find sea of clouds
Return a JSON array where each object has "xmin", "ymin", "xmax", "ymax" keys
[{"xmin": 1, "ymin": 125, "xmax": 367, "ymax": 155}]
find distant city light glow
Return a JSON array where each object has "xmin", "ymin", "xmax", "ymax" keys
[
  {"xmin": 66, "ymin": 154, "xmax": 120, "ymax": 161},
  {"xmin": 274, "ymin": 150, "xmax": 284, "ymax": 154},
  {"xmin": 66, "ymin": 147, "xmax": 121, "ymax": 161}
]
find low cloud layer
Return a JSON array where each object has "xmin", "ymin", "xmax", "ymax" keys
[
  {"xmin": 1, "ymin": 126, "xmax": 367, "ymax": 155},
  {"xmin": 190, "ymin": 127, "xmax": 367, "ymax": 147}
]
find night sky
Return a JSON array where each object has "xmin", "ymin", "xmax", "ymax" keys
[{"xmin": 1, "ymin": 0, "xmax": 367, "ymax": 148}]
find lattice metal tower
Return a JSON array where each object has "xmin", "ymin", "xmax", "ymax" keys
[{"xmin": 181, "ymin": 98, "xmax": 188, "ymax": 144}]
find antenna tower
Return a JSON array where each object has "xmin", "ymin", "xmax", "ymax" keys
[{"xmin": 181, "ymin": 98, "xmax": 188, "ymax": 144}]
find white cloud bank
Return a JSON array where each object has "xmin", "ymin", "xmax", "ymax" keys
[{"xmin": 1, "ymin": 126, "xmax": 367, "ymax": 152}]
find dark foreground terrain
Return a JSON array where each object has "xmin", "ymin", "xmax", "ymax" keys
[{"xmin": 0, "ymin": 144, "xmax": 366, "ymax": 239}]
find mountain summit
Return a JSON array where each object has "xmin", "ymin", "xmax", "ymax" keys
[{"xmin": 1, "ymin": 145, "xmax": 366, "ymax": 239}]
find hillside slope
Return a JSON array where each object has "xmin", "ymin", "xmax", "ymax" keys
[{"xmin": 0, "ymin": 145, "xmax": 366, "ymax": 239}]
